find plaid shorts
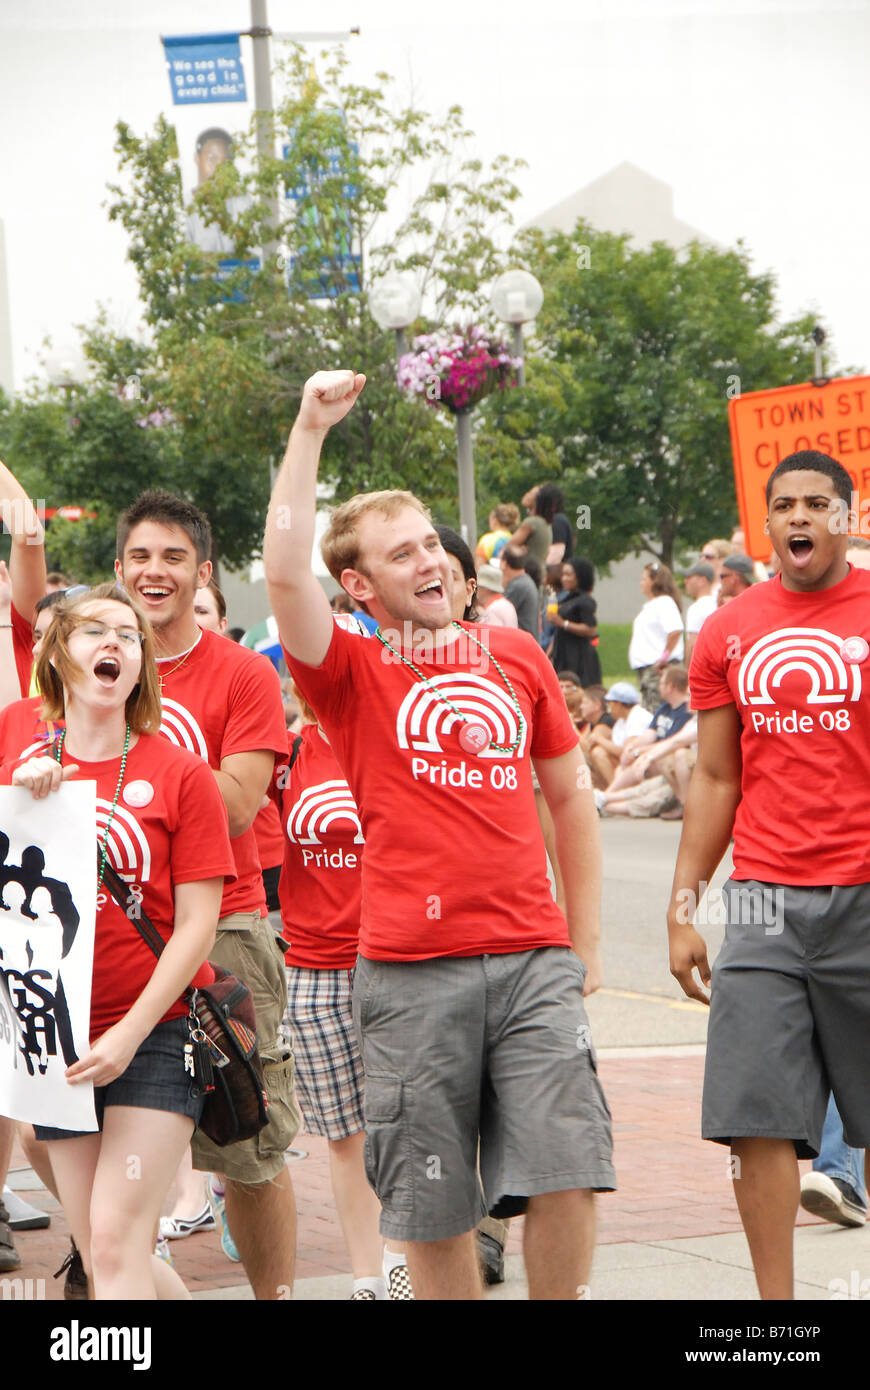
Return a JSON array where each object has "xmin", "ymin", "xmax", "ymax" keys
[{"xmin": 283, "ymin": 965, "xmax": 365, "ymax": 1141}]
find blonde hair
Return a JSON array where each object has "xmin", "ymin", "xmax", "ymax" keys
[
  {"xmin": 491, "ymin": 503, "xmax": 520, "ymax": 530},
  {"xmin": 320, "ymin": 490, "xmax": 432, "ymax": 582},
  {"xmin": 703, "ymin": 538, "xmax": 732, "ymax": 561},
  {"xmin": 37, "ymin": 583, "xmax": 162, "ymax": 733}
]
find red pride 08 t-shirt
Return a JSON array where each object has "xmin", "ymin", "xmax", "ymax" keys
[
  {"xmin": 286, "ymin": 621, "xmax": 579, "ymax": 961},
  {"xmin": 157, "ymin": 628, "xmax": 288, "ymax": 917},
  {"xmin": 275, "ymin": 725, "xmax": 363, "ymax": 970},
  {"xmin": 2, "ymin": 733, "xmax": 236, "ymax": 1037},
  {"xmin": 690, "ymin": 565, "xmax": 870, "ymax": 885}
]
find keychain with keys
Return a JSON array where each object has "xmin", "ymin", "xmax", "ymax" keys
[{"xmin": 189, "ymin": 1025, "xmax": 216, "ymax": 1091}]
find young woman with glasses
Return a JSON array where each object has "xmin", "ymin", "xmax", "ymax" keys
[{"xmin": 3, "ymin": 583, "xmax": 234, "ymax": 1299}]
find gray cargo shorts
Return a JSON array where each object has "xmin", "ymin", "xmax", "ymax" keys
[
  {"xmin": 703, "ymin": 878, "xmax": 870, "ymax": 1157},
  {"xmin": 352, "ymin": 946, "xmax": 616, "ymax": 1242}
]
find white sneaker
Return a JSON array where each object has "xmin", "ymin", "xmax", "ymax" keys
[
  {"xmin": 2, "ymin": 1185, "xmax": 50, "ymax": 1231},
  {"xmin": 158, "ymin": 1205, "xmax": 216, "ymax": 1240},
  {"xmin": 800, "ymin": 1172, "xmax": 866, "ymax": 1228}
]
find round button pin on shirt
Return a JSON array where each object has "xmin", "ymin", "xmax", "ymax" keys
[
  {"xmin": 841, "ymin": 637, "xmax": 869, "ymax": 664},
  {"xmin": 458, "ymin": 722, "xmax": 492, "ymax": 755},
  {"xmin": 123, "ymin": 780, "xmax": 155, "ymax": 808}
]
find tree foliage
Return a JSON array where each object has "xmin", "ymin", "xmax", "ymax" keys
[
  {"xmin": 476, "ymin": 222, "xmax": 823, "ymax": 568},
  {"xmin": 103, "ymin": 46, "xmax": 524, "ymax": 553},
  {"xmin": 1, "ymin": 47, "xmax": 524, "ymax": 577}
]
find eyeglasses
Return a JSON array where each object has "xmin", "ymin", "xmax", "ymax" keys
[
  {"xmin": 700, "ymin": 552, "xmax": 717, "ymax": 560},
  {"xmin": 71, "ymin": 619, "xmax": 144, "ymax": 647}
]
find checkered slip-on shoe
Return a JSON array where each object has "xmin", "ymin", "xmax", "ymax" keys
[
  {"xmin": 387, "ymin": 1261, "xmax": 415, "ymax": 1300},
  {"xmin": 158, "ymin": 1205, "xmax": 216, "ymax": 1240},
  {"xmin": 350, "ymin": 1287, "xmax": 378, "ymax": 1300}
]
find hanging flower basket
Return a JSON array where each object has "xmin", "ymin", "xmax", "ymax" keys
[{"xmin": 397, "ymin": 325, "xmax": 520, "ymax": 415}]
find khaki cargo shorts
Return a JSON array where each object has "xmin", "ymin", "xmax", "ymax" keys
[{"xmin": 191, "ymin": 912, "xmax": 301, "ymax": 1185}]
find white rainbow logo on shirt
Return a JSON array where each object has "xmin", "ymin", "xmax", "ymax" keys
[
  {"xmin": 159, "ymin": 698, "xmax": 209, "ymax": 761},
  {"xmin": 286, "ymin": 780, "xmax": 364, "ymax": 846},
  {"xmin": 737, "ymin": 627, "xmax": 862, "ymax": 707},
  {"xmin": 97, "ymin": 800, "xmax": 152, "ymax": 882},
  {"xmin": 395, "ymin": 673, "xmax": 527, "ymax": 758}
]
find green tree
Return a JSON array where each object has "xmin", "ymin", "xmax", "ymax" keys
[
  {"xmin": 476, "ymin": 221, "xmax": 824, "ymax": 569},
  {"xmin": 101, "ymin": 45, "xmax": 524, "ymax": 560}
]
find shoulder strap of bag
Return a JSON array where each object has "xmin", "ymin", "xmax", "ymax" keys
[
  {"xmin": 287, "ymin": 733, "xmax": 303, "ymax": 770},
  {"xmin": 99, "ymin": 850, "xmax": 166, "ymax": 962}
]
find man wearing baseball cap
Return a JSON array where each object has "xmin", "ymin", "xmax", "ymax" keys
[
  {"xmin": 680, "ymin": 562, "xmax": 717, "ymax": 664},
  {"xmin": 587, "ymin": 683, "xmax": 652, "ymax": 788},
  {"xmin": 476, "ymin": 564, "xmax": 518, "ymax": 629},
  {"xmin": 717, "ymin": 554, "xmax": 756, "ymax": 605}
]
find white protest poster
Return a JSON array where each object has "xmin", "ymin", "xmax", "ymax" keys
[{"xmin": 0, "ymin": 782, "xmax": 98, "ymax": 1131}]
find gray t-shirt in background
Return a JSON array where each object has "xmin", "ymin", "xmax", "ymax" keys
[{"xmin": 504, "ymin": 573, "xmax": 540, "ymax": 636}]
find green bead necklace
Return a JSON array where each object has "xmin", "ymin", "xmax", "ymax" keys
[
  {"xmin": 55, "ymin": 724, "xmax": 131, "ymax": 887},
  {"xmin": 374, "ymin": 621, "xmax": 526, "ymax": 755}
]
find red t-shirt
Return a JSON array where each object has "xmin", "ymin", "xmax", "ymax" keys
[
  {"xmin": 2, "ymin": 733, "xmax": 236, "ymax": 1037},
  {"xmin": 0, "ymin": 695, "xmax": 63, "ymax": 763},
  {"xmin": 157, "ymin": 628, "xmax": 288, "ymax": 918},
  {"xmin": 286, "ymin": 621, "xmax": 578, "ymax": 961},
  {"xmin": 690, "ymin": 565, "xmax": 870, "ymax": 885},
  {"xmin": 253, "ymin": 798, "xmax": 285, "ymax": 873},
  {"xmin": 275, "ymin": 725, "xmax": 362, "ymax": 970},
  {"xmin": 11, "ymin": 603, "xmax": 33, "ymax": 698}
]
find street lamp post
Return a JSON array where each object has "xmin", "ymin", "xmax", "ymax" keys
[
  {"xmin": 490, "ymin": 268, "xmax": 544, "ymax": 388},
  {"xmin": 368, "ymin": 272, "xmax": 422, "ymax": 359}
]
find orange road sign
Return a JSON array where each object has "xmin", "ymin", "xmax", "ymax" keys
[{"xmin": 728, "ymin": 376, "xmax": 870, "ymax": 560}]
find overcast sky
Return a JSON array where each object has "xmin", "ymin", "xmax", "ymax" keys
[{"xmin": 2, "ymin": 0, "xmax": 867, "ymax": 389}]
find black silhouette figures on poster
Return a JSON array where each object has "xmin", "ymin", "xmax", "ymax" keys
[{"xmin": 0, "ymin": 832, "xmax": 81, "ymax": 1076}]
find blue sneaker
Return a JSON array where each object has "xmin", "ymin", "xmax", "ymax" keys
[{"xmin": 208, "ymin": 1176, "xmax": 241, "ymax": 1263}]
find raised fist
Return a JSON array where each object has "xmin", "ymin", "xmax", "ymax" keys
[{"xmin": 297, "ymin": 370, "xmax": 366, "ymax": 433}]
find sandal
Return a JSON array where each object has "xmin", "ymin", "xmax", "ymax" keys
[{"xmin": 158, "ymin": 1205, "xmax": 216, "ymax": 1240}]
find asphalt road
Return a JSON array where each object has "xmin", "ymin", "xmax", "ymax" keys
[{"xmin": 586, "ymin": 818, "xmax": 732, "ymax": 1049}]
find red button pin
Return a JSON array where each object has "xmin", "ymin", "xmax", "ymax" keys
[
  {"xmin": 458, "ymin": 722, "xmax": 491, "ymax": 755},
  {"xmin": 841, "ymin": 637, "xmax": 869, "ymax": 664}
]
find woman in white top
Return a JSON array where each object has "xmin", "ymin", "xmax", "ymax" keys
[{"xmin": 628, "ymin": 562, "xmax": 684, "ymax": 712}]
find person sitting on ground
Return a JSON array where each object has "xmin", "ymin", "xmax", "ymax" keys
[
  {"xmin": 597, "ymin": 715, "xmax": 698, "ymax": 820},
  {"xmin": 577, "ymin": 684, "xmax": 613, "ymax": 757},
  {"xmin": 555, "ymin": 674, "xmax": 585, "ymax": 732},
  {"xmin": 499, "ymin": 548, "xmax": 539, "ymax": 636},
  {"xmin": 586, "ymin": 682, "xmax": 652, "ymax": 789},
  {"xmin": 605, "ymin": 667, "xmax": 692, "ymax": 780},
  {"xmin": 475, "ymin": 504, "xmax": 520, "ymax": 567},
  {"xmin": 476, "ymin": 564, "xmax": 518, "ymax": 628},
  {"xmin": 596, "ymin": 668, "xmax": 695, "ymax": 817}
]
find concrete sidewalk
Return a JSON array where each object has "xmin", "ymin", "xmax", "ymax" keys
[{"xmin": 5, "ymin": 1045, "xmax": 852, "ymax": 1302}]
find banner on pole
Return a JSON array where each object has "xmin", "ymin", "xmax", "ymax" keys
[
  {"xmin": 163, "ymin": 33, "xmax": 248, "ymax": 106},
  {"xmin": 282, "ymin": 128, "xmax": 361, "ymax": 297},
  {"xmin": 0, "ymin": 783, "xmax": 97, "ymax": 1131}
]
